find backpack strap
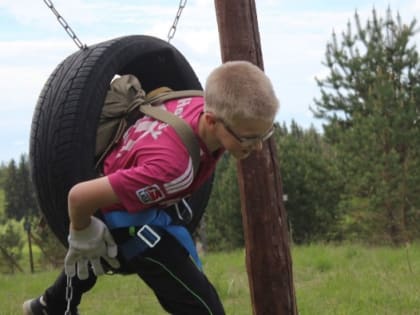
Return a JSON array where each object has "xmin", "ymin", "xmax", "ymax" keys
[
  {"xmin": 95, "ymin": 82, "xmax": 204, "ymax": 177},
  {"xmin": 137, "ymin": 90, "xmax": 204, "ymax": 178},
  {"xmin": 146, "ymin": 90, "xmax": 204, "ymax": 104}
]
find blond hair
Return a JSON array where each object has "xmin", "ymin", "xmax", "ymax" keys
[{"xmin": 204, "ymin": 61, "xmax": 279, "ymax": 124}]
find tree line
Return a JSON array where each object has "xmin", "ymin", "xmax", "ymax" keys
[{"xmin": 0, "ymin": 9, "xmax": 419, "ymax": 265}]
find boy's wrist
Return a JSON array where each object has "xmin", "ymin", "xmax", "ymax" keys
[{"xmin": 70, "ymin": 216, "xmax": 91, "ymax": 231}]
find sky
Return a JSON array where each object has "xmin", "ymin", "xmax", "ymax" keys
[{"xmin": 0, "ymin": 0, "xmax": 419, "ymax": 164}]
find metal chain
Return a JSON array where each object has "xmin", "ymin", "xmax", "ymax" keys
[
  {"xmin": 43, "ymin": 0, "xmax": 87, "ymax": 50},
  {"xmin": 64, "ymin": 275, "xmax": 73, "ymax": 315},
  {"xmin": 44, "ymin": 0, "xmax": 185, "ymax": 46},
  {"xmin": 167, "ymin": 0, "xmax": 187, "ymax": 42}
]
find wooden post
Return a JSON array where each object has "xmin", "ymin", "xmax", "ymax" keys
[
  {"xmin": 27, "ymin": 229, "xmax": 35, "ymax": 273},
  {"xmin": 25, "ymin": 219, "xmax": 35, "ymax": 273},
  {"xmin": 213, "ymin": 1, "xmax": 298, "ymax": 314}
]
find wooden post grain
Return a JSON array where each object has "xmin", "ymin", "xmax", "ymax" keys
[{"xmin": 213, "ymin": 1, "xmax": 298, "ymax": 314}]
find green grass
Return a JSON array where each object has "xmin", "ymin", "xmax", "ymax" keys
[
  {"xmin": 293, "ymin": 243, "xmax": 420, "ymax": 315},
  {"xmin": 1, "ymin": 244, "xmax": 420, "ymax": 314}
]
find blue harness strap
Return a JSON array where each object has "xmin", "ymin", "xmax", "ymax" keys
[{"xmin": 103, "ymin": 209, "xmax": 202, "ymax": 269}]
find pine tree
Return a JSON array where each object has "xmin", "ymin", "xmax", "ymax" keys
[
  {"xmin": 205, "ymin": 154, "xmax": 244, "ymax": 250},
  {"xmin": 4, "ymin": 159, "xmax": 21, "ymax": 219},
  {"xmin": 276, "ymin": 121, "xmax": 343, "ymax": 243},
  {"xmin": 313, "ymin": 8, "xmax": 420, "ymax": 244},
  {"xmin": 4, "ymin": 155, "xmax": 39, "ymax": 220},
  {"xmin": 0, "ymin": 162, "xmax": 7, "ymax": 189},
  {"xmin": 17, "ymin": 154, "xmax": 38, "ymax": 218}
]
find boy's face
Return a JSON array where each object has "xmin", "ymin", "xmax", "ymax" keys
[{"xmin": 215, "ymin": 116, "xmax": 274, "ymax": 159}]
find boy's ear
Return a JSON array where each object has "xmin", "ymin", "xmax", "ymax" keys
[{"xmin": 204, "ymin": 112, "xmax": 217, "ymax": 126}]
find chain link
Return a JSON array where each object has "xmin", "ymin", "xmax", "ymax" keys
[
  {"xmin": 167, "ymin": 0, "xmax": 187, "ymax": 43},
  {"xmin": 43, "ymin": 0, "xmax": 87, "ymax": 50},
  {"xmin": 44, "ymin": 0, "xmax": 186, "ymax": 47},
  {"xmin": 64, "ymin": 275, "xmax": 73, "ymax": 315}
]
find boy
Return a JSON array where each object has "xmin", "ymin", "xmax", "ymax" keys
[{"xmin": 23, "ymin": 60, "xmax": 279, "ymax": 315}]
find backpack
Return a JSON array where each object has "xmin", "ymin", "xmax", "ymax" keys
[{"xmin": 95, "ymin": 74, "xmax": 203, "ymax": 174}]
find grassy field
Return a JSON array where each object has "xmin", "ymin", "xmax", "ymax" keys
[{"xmin": 1, "ymin": 243, "xmax": 419, "ymax": 315}]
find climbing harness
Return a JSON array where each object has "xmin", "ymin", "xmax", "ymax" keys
[
  {"xmin": 103, "ymin": 209, "xmax": 202, "ymax": 268},
  {"xmin": 63, "ymin": 207, "xmax": 201, "ymax": 310}
]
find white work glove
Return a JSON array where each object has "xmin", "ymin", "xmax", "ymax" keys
[{"xmin": 64, "ymin": 216, "xmax": 120, "ymax": 280}]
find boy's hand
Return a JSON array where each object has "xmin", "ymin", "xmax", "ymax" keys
[{"xmin": 64, "ymin": 216, "xmax": 120, "ymax": 280}]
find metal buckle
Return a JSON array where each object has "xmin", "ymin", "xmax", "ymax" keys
[
  {"xmin": 137, "ymin": 225, "xmax": 161, "ymax": 248},
  {"xmin": 174, "ymin": 198, "xmax": 193, "ymax": 223}
]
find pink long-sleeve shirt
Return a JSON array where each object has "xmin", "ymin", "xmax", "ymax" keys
[{"xmin": 102, "ymin": 96, "xmax": 223, "ymax": 213}]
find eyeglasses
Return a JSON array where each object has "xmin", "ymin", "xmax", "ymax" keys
[{"xmin": 216, "ymin": 117, "xmax": 275, "ymax": 146}]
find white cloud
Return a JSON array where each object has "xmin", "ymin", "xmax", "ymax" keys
[{"xmin": 0, "ymin": 40, "xmax": 76, "ymax": 109}]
